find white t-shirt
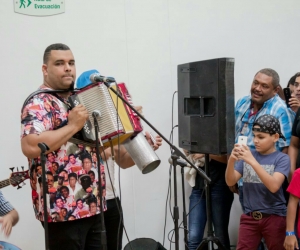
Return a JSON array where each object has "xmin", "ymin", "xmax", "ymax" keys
[{"xmin": 103, "ymin": 157, "xmax": 118, "ymax": 200}]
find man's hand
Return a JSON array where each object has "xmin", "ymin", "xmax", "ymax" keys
[
  {"xmin": 284, "ymin": 235, "xmax": 299, "ymax": 250},
  {"xmin": 134, "ymin": 106, "xmax": 143, "ymax": 116},
  {"xmin": 289, "ymin": 96, "xmax": 300, "ymax": 108},
  {"xmin": 68, "ymin": 104, "xmax": 89, "ymax": 131},
  {"xmin": 145, "ymin": 131, "xmax": 162, "ymax": 150},
  {"xmin": 192, "ymin": 154, "xmax": 205, "ymax": 161},
  {"xmin": 0, "ymin": 209, "xmax": 19, "ymax": 237}
]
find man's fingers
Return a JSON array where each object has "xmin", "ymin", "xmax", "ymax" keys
[{"xmin": 4, "ymin": 225, "xmax": 12, "ymax": 237}]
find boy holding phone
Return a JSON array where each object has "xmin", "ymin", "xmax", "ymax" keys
[{"xmin": 226, "ymin": 114, "xmax": 290, "ymax": 249}]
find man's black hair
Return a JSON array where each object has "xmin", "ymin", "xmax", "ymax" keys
[
  {"xmin": 287, "ymin": 72, "xmax": 300, "ymax": 87},
  {"xmin": 43, "ymin": 43, "xmax": 70, "ymax": 64},
  {"xmin": 88, "ymin": 170, "xmax": 95, "ymax": 176},
  {"xmin": 60, "ymin": 185, "xmax": 69, "ymax": 193},
  {"xmin": 68, "ymin": 172, "xmax": 77, "ymax": 180}
]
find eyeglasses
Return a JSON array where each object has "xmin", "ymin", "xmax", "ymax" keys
[{"xmin": 291, "ymin": 82, "xmax": 300, "ymax": 88}]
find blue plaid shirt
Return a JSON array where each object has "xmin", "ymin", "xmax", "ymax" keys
[
  {"xmin": 0, "ymin": 190, "xmax": 14, "ymax": 216},
  {"xmin": 235, "ymin": 94, "xmax": 295, "ymax": 186}
]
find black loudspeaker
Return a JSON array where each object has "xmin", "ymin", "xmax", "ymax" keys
[
  {"xmin": 177, "ymin": 58, "xmax": 235, "ymax": 155},
  {"xmin": 124, "ymin": 238, "xmax": 167, "ymax": 250}
]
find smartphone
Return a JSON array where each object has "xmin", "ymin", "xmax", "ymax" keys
[
  {"xmin": 237, "ymin": 136, "xmax": 247, "ymax": 146},
  {"xmin": 283, "ymin": 87, "xmax": 292, "ymax": 108}
]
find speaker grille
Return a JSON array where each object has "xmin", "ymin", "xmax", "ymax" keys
[{"xmin": 177, "ymin": 58, "xmax": 235, "ymax": 154}]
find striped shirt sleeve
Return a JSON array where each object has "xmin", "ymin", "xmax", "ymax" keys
[{"xmin": 0, "ymin": 190, "xmax": 14, "ymax": 216}]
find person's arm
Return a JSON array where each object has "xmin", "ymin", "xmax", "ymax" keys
[
  {"xmin": 288, "ymin": 136, "xmax": 300, "ymax": 181},
  {"xmin": 282, "ymin": 146, "xmax": 289, "ymax": 154},
  {"xmin": 0, "ymin": 209, "xmax": 19, "ymax": 237},
  {"xmin": 284, "ymin": 194, "xmax": 299, "ymax": 250},
  {"xmin": 109, "ymin": 132, "xmax": 162, "ymax": 169},
  {"xmin": 225, "ymin": 145, "xmax": 242, "ymax": 186},
  {"xmin": 209, "ymin": 154, "xmax": 227, "ymax": 164},
  {"xmin": 184, "ymin": 153, "xmax": 227, "ymax": 164},
  {"xmin": 238, "ymin": 145, "xmax": 285, "ymax": 193},
  {"xmin": 21, "ymin": 104, "xmax": 88, "ymax": 158}
]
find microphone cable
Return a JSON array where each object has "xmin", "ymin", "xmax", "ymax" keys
[{"xmin": 162, "ymin": 90, "xmax": 177, "ymax": 248}]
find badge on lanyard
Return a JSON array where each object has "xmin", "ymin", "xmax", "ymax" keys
[{"xmin": 241, "ymin": 123, "xmax": 248, "ymax": 135}]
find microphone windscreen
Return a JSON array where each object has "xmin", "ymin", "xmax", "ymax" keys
[{"xmin": 76, "ymin": 69, "xmax": 99, "ymax": 89}]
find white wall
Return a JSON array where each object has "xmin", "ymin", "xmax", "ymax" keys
[{"xmin": 0, "ymin": 0, "xmax": 300, "ymax": 249}]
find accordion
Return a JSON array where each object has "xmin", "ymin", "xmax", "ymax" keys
[{"xmin": 68, "ymin": 82, "xmax": 142, "ymax": 147}]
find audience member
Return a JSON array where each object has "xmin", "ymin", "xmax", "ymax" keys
[{"xmin": 226, "ymin": 114, "xmax": 289, "ymax": 249}]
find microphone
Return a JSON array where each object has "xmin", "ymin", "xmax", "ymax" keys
[
  {"xmin": 92, "ymin": 110, "xmax": 101, "ymax": 117},
  {"xmin": 90, "ymin": 73, "xmax": 116, "ymax": 84},
  {"xmin": 168, "ymin": 157, "xmax": 190, "ymax": 167}
]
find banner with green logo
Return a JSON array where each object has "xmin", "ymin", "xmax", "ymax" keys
[{"xmin": 14, "ymin": 0, "xmax": 65, "ymax": 16}]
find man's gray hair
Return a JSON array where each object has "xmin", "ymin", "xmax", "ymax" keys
[{"xmin": 255, "ymin": 68, "xmax": 280, "ymax": 88}]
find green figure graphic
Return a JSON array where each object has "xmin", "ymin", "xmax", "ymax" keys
[
  {"xmin": 19, "ymin": 0, "xmax": 31, "ymax": 8},
  {"xmin": 19, "ymin": 0, "xmax": 26, "ymax": 8}
]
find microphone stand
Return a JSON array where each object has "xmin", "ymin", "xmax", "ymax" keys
[
  {"xmin": 101, "ymin": 80, "xmax": 211, "ymax": 250},
  {"xmin": 92, "ymin": 112, "xmax": 107, "ymax": 250},
  {"xmin": 38, "ymin": 142, "xmax": 50, "ymax": 250}
]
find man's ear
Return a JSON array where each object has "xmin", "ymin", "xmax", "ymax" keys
[
  {"xmin": 274, "ymin": 85, "xmax": 280, "ymax": 94},
  {"xmin": 42, "ymin": 64, "xmax": 48, "ymax": 76}
]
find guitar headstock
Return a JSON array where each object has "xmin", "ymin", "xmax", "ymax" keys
[{"xmin": 9, "ymin": 167, "xmax": 29, "ymax": 189}]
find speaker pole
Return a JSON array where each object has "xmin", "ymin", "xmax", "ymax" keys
[{"xmin": 180, "ymin": 163, "xmax": 188, "ymax": 250}]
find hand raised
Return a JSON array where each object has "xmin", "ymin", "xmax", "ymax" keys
[
  {"xmin": 0, "ymin": 215, "xmax": 13, "ymax": 237},
  {"xmin": 230, "ymin": 144, "xmax": 241, "ymax": 160}
]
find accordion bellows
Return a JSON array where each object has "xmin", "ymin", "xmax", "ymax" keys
[{"xmin": 69, "ymin": 82, "xmax": 134, "ymax": 147}]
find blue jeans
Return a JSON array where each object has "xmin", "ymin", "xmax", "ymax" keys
[{"xmin": 188, "ymin": 179, "xmax": 234, "ymax": 250}]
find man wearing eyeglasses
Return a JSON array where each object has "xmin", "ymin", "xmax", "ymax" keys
[{"xmin": 234, "ymin": 68, "xmax": 295, "ymax": 211}]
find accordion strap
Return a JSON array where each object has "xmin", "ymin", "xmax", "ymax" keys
[{"xmin": 21, "ymin": 89, "xmax": 70, "ymax": 112}]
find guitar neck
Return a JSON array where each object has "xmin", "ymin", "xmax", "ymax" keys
[{"xmin": 0, "ymin": 179, "xmax": 10, "ymax": 189}]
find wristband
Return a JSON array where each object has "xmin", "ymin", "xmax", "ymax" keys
[{"xmin": 286, "ymin": 231, "xmax": 295, "ymax": 236}]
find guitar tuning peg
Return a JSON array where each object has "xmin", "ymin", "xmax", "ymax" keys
[
  {"xmin": 9, "ymin": 167, "xmax": 14, "ymax": 172},
  {"xmin": 21, "ymin": 166, "xmax": 24, "ymax": 171},
  {"xmin": 17, "ymin": 185, "xmax": 22, "ymax": 190}
]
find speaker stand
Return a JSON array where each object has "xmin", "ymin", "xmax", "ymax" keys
[
  {"xmin": 196, "ymin": 154, "xmax": 226, "ymax": 250},
  {"xmin": 180, "ymin": 165, "xmax": 188, "ymax": 250}
]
